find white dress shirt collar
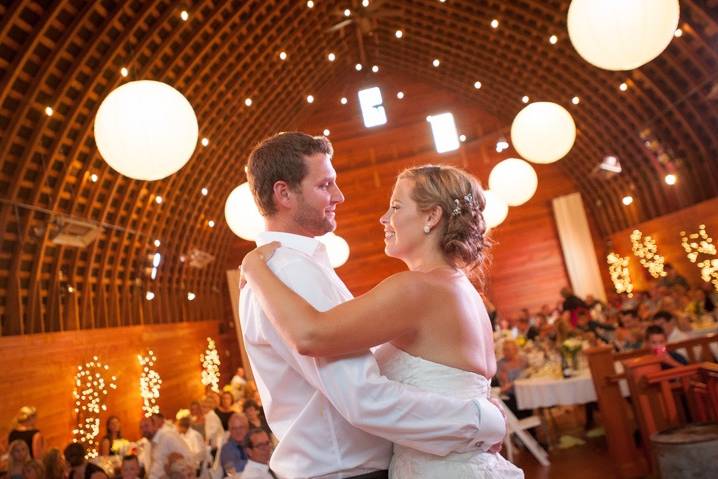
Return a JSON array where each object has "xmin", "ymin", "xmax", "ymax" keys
[{"xmin": 256, "ymin": 231, "xmax": 329, "ymax": 266}]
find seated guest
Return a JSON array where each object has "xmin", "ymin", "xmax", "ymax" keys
[
  {"xmin": 7, "ymin": 440, "xmax": 30, "ymax": 479},
  {"xmin": 645, "ymin": 325, "xmax": 688, "ymax": 369},
  {"xmin": 139, "ymin": 416, "xmax": 191, "ymax": 479},
  {"xmin": 41, "ymin": 448, "xmax": 66, "ymax": 479},
  {"xmin": 165, "ymin": 454, "xmax": 194, "ymax": 479},
  {"xmin": 8, "ymin": 406, "xmax": 44, "ymax": 459},
  {"xmin": 120, "ymin": 455, "xmax": 141, "ymax": 479},
  {"xmin": 496, "ymin": 340, "xmax": 531, "ymax": 419},
  {"xmin": 99, "ymin": 416, "xmax": 125, "ymax": 456},
  {"xmin": 239, "ymin": 429, "xmax": 273, "ymax": 479},
  {"xmin": 200, "ymin": 397, "xmax": 224, "ymax": 461},
  {"xmin": 575, "ymin": 308, "xmax": 615, "ymax": 344},
  {"xmin": 514, "ymin": 315, "xmax": 539, "ymax": 342},
  {"xmin": 215, "ymin": 392, "xmax": 238, "ymax": 432},
  {"xmin": 219, "ymin": 414, "xmax": 249, "ymax": 476},
  {"xmin": 658, "ymin": 263, "xmax": 689, "ymax": 290},
  {"xmin": 188, "ymin": 401, "xmax": 206, "ymax": 439},
  {"xmin": 175, "ymin": 410, "xmax": 207, "ymax": 472},
  {"xmin": 22, "ymin": 459, "xmax": 44, "ymax": 479},
  {"xmin": 64, "ymin": 443, "xmax": 108, "ymax": 479},
  {"xmin": 241, "ymin": 401, "xmax": 270, "ymax": 436}
]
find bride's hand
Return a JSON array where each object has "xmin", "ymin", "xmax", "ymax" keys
[{"xmin": 239, "ymin": 242, "xmax": 281, "ymax": 288}]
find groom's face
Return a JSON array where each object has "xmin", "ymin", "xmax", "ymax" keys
[{"xmin": 290, "ymin": 152, "xmax": 344, "ymax": 236}]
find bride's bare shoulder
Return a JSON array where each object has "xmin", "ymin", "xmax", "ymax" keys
[{"xmin": 378, "ymin": 270, "xmax": 455, "ymax": 297}]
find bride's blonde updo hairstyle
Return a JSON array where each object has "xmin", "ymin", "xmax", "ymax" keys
[{"xmin": 398, "ymin": 164, "xmax": 491, "ymax": 273}]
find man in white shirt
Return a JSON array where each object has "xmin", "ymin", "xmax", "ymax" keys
[
  {"xmin": 240, "ymin": 429, "xmax": 274, "ymax": 479},
  {"xmin": 140, "ymin": 416, "xmax": 193, "ymax": 479},
  {"xmin": 176, "ymin": 411, "xmax": 209, "ymax": 473},
  {"xmin": 239, "ymin": 132, "xmax": 505, "ymax": 479}
]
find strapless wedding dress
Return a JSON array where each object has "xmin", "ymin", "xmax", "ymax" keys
[{"xmin": 375, "ymin": 344, "xmax": 524, "ymax": 478}]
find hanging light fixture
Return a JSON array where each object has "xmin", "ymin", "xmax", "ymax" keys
[
  {"xmin": 488, "ymin": 158, "xmax": 538, "ymax": 206},
  {"xmin": 511, "ymin": 102, "xmax": 576, "ymax": 164},
  {"xmin": 224, "ymin": 182, "xmax": 265, "ymax": 241}
]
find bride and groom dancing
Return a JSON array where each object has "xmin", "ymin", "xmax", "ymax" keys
[{"xmin": 239, "ymin": 132, "xmax": 523, "ymax": 478}]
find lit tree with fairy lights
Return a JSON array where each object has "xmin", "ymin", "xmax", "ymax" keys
[
  {"xmin": 138, "ymin": 350, "xmax": 162, "ymax": 417},
  {"xmin": 200, "ymin": 337, "xmax": 221, "ymax": 392},
  {"xmin": 72, "ymin": 356, "xmax": 117, "ymax": 457}
]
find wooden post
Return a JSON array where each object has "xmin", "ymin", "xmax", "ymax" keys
[{"xmin": 586, "ymin": 346, "xmax": 648, "ymax": 478}]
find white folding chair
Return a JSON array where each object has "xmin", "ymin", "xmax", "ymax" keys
[{"xmin": 492, "ymin": 388, "xmax": 550, "ymax": 466}]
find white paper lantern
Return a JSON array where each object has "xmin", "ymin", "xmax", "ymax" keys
[
  {"xmin": 488, "ymin": 158, "xmax": 538, "ymax": 207},
  {"xmin": 511, "ymin": 102, "xmax": 576, "ymax": 164},
  {"xmin": 567, "ymin": 0, "xmax": 679, "ymax": 71},
  {"xmin": 94, "ymin": 80, "xmax": 198, "ymax": 181},
  {"xmin": 224, "ymin": 183, "xmax": 265, "ymax": 241},
  {"xmin": 482, "ymin": 190, "xmax": 509, "ymax": 229},
  {"xmin": 317, "ymin": 232, "xmax": 350, "ymax": 268}
]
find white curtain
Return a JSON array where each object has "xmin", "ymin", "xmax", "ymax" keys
[{"xmin": 552, "ymin": 192, "xmax": 606, "ymax": 301}]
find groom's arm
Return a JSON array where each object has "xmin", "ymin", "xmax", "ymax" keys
[{"xmin": 253, "ymin": 258, "xmax": 505, "ymax": 457}]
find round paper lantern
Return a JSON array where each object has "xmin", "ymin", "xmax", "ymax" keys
[
  {"xmin": 94, "ymin": 80, "xmax": 198, "ymax": 181},
  {"xmin": 317, "ymin": 232, "xmax": 350, "ymax": 268},
  {"xmin": 567, "ymin": 0, "xmax": 679, "ymax": 71},
  {"xmin": 488, "ymin": 158, "xmax": 538, "ymax": 206},
  {"xmin": 482, "ymin": 190, "xmax": 509, "ymax": 229},
  {"xmin": 511, "ymin": 102, "xmax": 576, "ymax": 164},
  {"xmin": 224, "ymin": 183, "xmax": 265, "ymax": 241}
]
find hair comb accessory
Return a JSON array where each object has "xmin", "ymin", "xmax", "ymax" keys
[
  {"xmin": 452, "ymin": 199, "xmax": 462, "ymax": 216},
  {"xmin": 464, "ymin": 193, "xmax": 473, "ymax": 205}
]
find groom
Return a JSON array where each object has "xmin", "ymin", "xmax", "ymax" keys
[{"xmin": 239, "ymin": 132, "xmax": 505, "ymax": 479}]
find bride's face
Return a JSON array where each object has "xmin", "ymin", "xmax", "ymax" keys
[{"xmin": 380, "ymin": 178, "xmax": 426, "ymax": 260}]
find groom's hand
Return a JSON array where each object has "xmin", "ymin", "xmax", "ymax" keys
[{"xmin": 487, "ymin": 396, "xmax": 508, "ymax": 453}]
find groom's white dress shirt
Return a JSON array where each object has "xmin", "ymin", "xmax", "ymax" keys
[{"xmin": 239, "ymin": 231, "xmax": 503, "ymax": 479}]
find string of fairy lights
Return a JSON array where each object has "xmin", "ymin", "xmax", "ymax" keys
[
  {"xmin": 608, "ymin": 225, "xmax": 718, "ymax": 295},
  {"xmin": 70, "ymin": 339, "xmax": 221, "ymax": 456}
]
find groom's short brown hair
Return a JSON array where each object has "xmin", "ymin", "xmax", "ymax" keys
[{"xmin": 247, "ymin": 132, "xmax": 333, "ymax": 216}]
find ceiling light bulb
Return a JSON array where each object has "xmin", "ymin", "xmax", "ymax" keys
[
  {"xmin": 395, "ymin": 30, "xmax": 403, "ymax": 38},
  {"xmin": 279, "ymin": 51, "xmax": 287, "ymax": 60},
  {"xmin": 201, "ymin": 187, "xmax": 208, "ymax": 196},
  {"xmin": 328, "ymin": 52, "xmax": 336, "ymax": 61},
  {"xmin": 396, "ymin": 91, "xmax": 404, "ymax": 99},
  {"xmin": 674, "ymin": 28, "xmax": 682, "ymax": 38},
  {"xmin": 665, "ymin": 173, "xmax": 677, "ymax": 185},
  {"xmin": 491, "ymin": 19, "xmax": 499, "ymax": 29},
  {"xmin": 619, "ymin": 82, "xmax": 628, "ymax": 91},
  {"xmin": 323, "ymin": 129, "xmax": 330, "ymax": 136},
  {"xmin": 362, "ymin": 0, "xmax": 369, "ymax": 6},
  {"xmin": 522, "ymin": 95, "xmax": 530, "ymax": 103},
  {"xmin": 154, "ymin": 239, "xmax": 161, "ymax": 247},
  {"xmin": 201, "ymin": 137, "xmax": 209, "ymax": 147},
  {"xmin": 244, "ymin": 98, "xmax": 252, "ymax": 107},
  {"xmin": 307, "ymin": 0, "xmax": 314, "ymax": 7},
  {"xmin": 306, "ymin": 95, "xmax": 314, "ymax": 103},
  {"xmin": 432, "ymin": 58, "xmax": 440, "ymax": 67},
  {"xmin": 146, "ymin": 291, "xmax": 155, "ymax": 301},
  {"xmin": 187, "ymin": 292, "xmax": 196, "ymax": 301},
  {"xmin": 155, "ymin": 195, "xmax": 163, "ymax": 204},
  {"xmin": 571, "ymin": 96, "xmax": 580, "ymax": 104},
  {"xmin": 90, "ymin": 173, "xmax": 98, "ymax": 183},
  {"xmin": 45, "ymin": 106, "xmax": 53, "ymax": 116},
  {"xmin": 371, "ymin": 65, "xmax": 379, "ymax": 73},
  {"xmin": 340, "ymin": 97, "xmax": 348, "ymax": 104},
  {"xmin": 622, "ymin": 195, "xmax": 633, "ymax": 206},
  {"xmin": 120, "ymin": 67, "xmax": 128, "ymax": 77},
  {"xmin": 459, "ymin": 134, "xmax": 467, "ymax": 142},
  {"xmin": 180, "ymin": 10, "xmax": 189, "ymax": 21},
  {"xmin": 208, "ymin": 220, "xmax": 215, "ymax": 228},
  {"xmin": 474, "ymin": 81, "xmax": 482, "ymax": 89},
  {"xmin": 344, "ymin": 8, "xmax": 351, "ymax": 17},
  {"xmin": 355, "ymin": 63, "xmax": 363, "ymax": 71}
]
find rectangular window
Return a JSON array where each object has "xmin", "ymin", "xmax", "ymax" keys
[
  {"xmin": 358, "ymin": 87, "xmax": 387, "ymax": 127},
  {"xmin": 427, "ymin": 113, "xmax": 460, "ymax": 153}
]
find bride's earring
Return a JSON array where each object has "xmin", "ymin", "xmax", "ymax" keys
[{"xmin": 423, "ymin": 225, "xmax": 431, "ymax": 234}]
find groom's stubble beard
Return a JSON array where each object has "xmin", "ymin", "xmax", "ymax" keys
[{"xmin": 292, "ymin": 191, "xmax": 335, "ymax": 236}]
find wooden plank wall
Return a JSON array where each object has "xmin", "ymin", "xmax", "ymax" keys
[
  {"xmin": 229, "ymin": 71, "xmax": 593, "ymax": 318},
  {"xmin": 0, "ymin": 320, "xmax": 240, "ymax": 452},
  {"xmin": 609, "ymin": 196, "xmax": 718, "ymax": 292}
]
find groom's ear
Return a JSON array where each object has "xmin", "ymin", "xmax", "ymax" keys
[{"xmin": 272, "ymin": 180, "xmax": 294, "ymax": 210}]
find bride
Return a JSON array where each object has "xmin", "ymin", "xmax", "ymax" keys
[{"xmin": 242, "ymin": 164, "xmax": 523, "ymax": 478}]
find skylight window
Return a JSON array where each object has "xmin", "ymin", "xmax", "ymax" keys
[
  {"xmin": 427, "ymin": 113, "xmax": 460, "ymax": 153},
  {"xmin": 357, "ymin": 87, "xmax": 387, "ymax": 128}
]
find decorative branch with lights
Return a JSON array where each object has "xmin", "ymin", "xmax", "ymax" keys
[
  {"xmin": 607, "ymin": 252, "xmax": 634, "ymax": 296},
  {"xmin": 680, "ymin": 225, "xmax": 718, "ymax": 291},
  {"xmin": 138, "ymin": 350, "xmax": 162, "ymax": 417},
  {"xmin": 630, "ymin": 229, "xmax": 667, "ymax": 278},
  {"xmin": 72, "ymin": 356, "xmax": 117, "ymax": 457},
  {"xmin": 200, "ymin": 337, "xmax": 221, "ymax": 393}
]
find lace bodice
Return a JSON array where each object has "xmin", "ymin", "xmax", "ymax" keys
[{"xmin": 375, "ymin": 343, "xmax": 524, "ymax": 479}]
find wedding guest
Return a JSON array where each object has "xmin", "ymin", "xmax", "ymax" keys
[
  {"xmin": 200, "ymin": 397, "xmax": 224, "ymax": 455},
  {"xmin": 64, "ymin": 443, "xmax": 108, "ymax": 479},
  {"xmin": 41, "ymin": 448, "xmax": 66, "ymax": 479},
  {"xmin": 496, "ymin": 340, "xmax": 531, "ymax": 419},
  {"xmin": 652, "ymin": 310, "xmax": 690, "ymax": 343},
  {"xmin": 230, "ymin": 368, "xmax": 248, "ymax": 402},
  {"xmin": 7, "ymin": 440, "xmax": 30, "ymax": 479},
  {"xmin": 165, "ymin": 454, "xmax": 194, "ymax": 479},
  {"xmin": 119, "ymin": 455, "xmax": 141, "ymax": 479},
  {"xmin": 239, "ymin": 429, "xmax": 273, "ymax": 479},
  {"xmin": 139, "ymin": 416, "xmax": 191, "ymax": 479},
  {"xmin": 658, "ymin": 263, "xmax": 689, "ymax": 290},
  {"xmin": 22, "ymin": 459, "xmax": 43, "ymax": 479},
  {"xmin": 241, "ymin": 401, "xmax": 270, "ymax": 435},
  {"xmin": 214, "ymin": 392, "xmax": 237, "ymax": 432},
  {"xmin": 99, "ymin": 416, "xmax": 124, "ymax": 456},
  {"xmin": 218, "ymin": 414, "xmax": 249, "ymax": 476},
  {"xmin": 645, "ymin": 325, "xmax": 688, "ymax": 369},
  {"xmin": 8, "ymin": 407, "xmax": 44, "ymax": 459},
  {"xmin": 188, "ymin": 401, "xmax": 206, "ymax": 439},
  {"xmin": 175, "ymin": 410, "xmax": 206, "ymax": 472}
]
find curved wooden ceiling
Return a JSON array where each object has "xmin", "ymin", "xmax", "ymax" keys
[{"xmin": 1, "ymin": 0, "xmax": 717, "ymax": 334}]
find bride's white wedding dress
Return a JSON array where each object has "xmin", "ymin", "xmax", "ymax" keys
[{"xmin": 375, "ymin": 343, "xmax": 525, "ymax": 478}]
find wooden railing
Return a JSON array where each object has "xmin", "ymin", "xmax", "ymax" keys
[{"xmin": 585, "ymin": 333, "xmax": 718, "ymax": 479}]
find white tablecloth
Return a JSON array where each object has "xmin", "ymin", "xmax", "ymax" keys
[{"xmin": 514, "ymin": 371, "xmax": 597, "ymax": 410}]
